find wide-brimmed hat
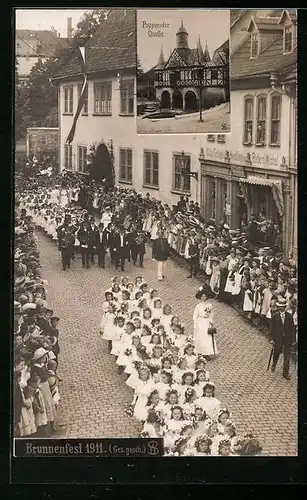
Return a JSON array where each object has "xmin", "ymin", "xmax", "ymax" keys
[
  {"xmin": 32, "ymin": 347, "xmax": 49, "ymax": 363},
  {"xmin": 21, "ymin": 302, "xmax": 37, "ymax": 313},
  {"xmin": 50, "ymin": 316, "xmax": 60, "ymax": 322},
  {"xmin": 276, "ymin": 298, "xmax": 287, "ymax": 308}
]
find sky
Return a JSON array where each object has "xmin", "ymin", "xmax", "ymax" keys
[
  {"xmin": 137, "ymin": 9, "xmax": 230, "ymax": 72},
  {"xmin": 15, "ymin": 9, "xmax": 88, "ymax": 38}
]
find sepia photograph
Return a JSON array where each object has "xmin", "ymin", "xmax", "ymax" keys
[
  {"xmin": 136, "ymin": 9, "xmax": 230, "ymax": 134},
  {"xmin": 14, "ymin": 8, "xmax": 297, "ymax": 458}
]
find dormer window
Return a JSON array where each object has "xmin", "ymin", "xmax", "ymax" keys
[
  {"xmin": 251, "ymin": 33, "xmax": 259, "ymax": 58},
  {"xmin": 284, "ymin": 25, "xmax": 293, "ymax": 53}
]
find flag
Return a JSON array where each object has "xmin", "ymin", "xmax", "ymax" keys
[{"xmin": 66, "ymin": 46, "xmax": 87, "ymax": 144}]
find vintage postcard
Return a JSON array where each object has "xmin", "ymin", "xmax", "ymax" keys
[
  {"xmin": 13, "ymin": 7, "xmax": 297, "ymax": 466},
  {"xmin": 137, "ymin": 9, "xmax": 230, "ymax": 134}
]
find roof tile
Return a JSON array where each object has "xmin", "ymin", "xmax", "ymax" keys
[{"xmin": 231, "ymin": 33, "xmax": 297, "ymax": 79}]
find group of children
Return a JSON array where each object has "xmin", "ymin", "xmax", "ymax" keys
[{"xmin": 100, "ymin": 276, "xmax": 262, "ymax": 457}]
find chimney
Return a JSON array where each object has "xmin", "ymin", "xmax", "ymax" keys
[{"xmin": 67, "ymin": 17, "xmax": 73, "ymax": 40}]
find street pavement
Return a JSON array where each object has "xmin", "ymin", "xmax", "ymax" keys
[
  {"xmin": 137, "ymin": 102, "xmax": 230, "ymax": 134},
  {"xmin": 37, "ymin": 231, "xmax": 297, "ymax": 456}
]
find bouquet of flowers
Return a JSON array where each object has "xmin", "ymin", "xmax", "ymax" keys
[
  {"xmin": 124, "ymin": 348, "xmax": 132, "ymax": 356},
  {"xmin": 123, "ymin": 402, "xmax": 135, "ymax": 418}
]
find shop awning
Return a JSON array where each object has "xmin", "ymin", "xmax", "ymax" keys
[{"xmin": 239, "ymin": 176, "xmax": 284, "ymax": 217}]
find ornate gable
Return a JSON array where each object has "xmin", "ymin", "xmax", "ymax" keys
[{"xmin": 165, "ymin": 48, "xmax": 188, "ymax": 69}]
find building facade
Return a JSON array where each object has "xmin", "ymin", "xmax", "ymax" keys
[
  {"xmin": 52, "ymin": 9, "xmax": 297, "ymax": 260},
  {"xmin": 154, "ymin": 21, "xmax": 228, "ymax": 112},
  {"xmin": 16, "ymin": 20, "xmax": 70, "ymax": 83}
]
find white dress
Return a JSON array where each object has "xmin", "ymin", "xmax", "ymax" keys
[
  {"xmin": 59, "ymin": 189, "xmax": 69, "ymax": 208},
  {"xmin": 193, "ymin": 302, "xmax": 218, "ymax": 356},
  {"xmin": 195, "ymin": 396, "xmax": 222, "ymax": 420},
  {"xmin": 133, "ymin": 379, "xmax": 155, "ymax": 421}
]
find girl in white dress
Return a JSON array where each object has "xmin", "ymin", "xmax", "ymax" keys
[
  {"xmin": 59, "ymin": 188, "xmax": 69, "ymax": 208},
  {"xmin": 183, "ymin": 344, "xmax": 197, "ymax": 369},
  {"xmin": 195, "ymin": 382, "xmax": 222, "ymax": 421},
  {"xmin": 192, "ymin": 435, "xmax": 212, "ymax": 456},
  {"xmin": 155, "ymin": 370, "xmax": 173, "ymax": 401},
  {"xmin": 193, "ymin": 286, "xmax": 217, "ymax": 357},
  {"xmin": 160, "ymin": 304, "xmax": 173, "ymax": 330},
  {"xmin": 164, "ymin": 406, "xmax": 188, "ymax": 451},
  {"xmin": 141, "ymin": 409, "xmax": 166, "ymax": 438},
  {"xmin": 148, "ymin": 289, "xmax": 159, "ymax": 309},
  {"xmin": 131, "ymin": 366, "xmax": 155, "ymax": 422},
  {"xmin": 193, "ymin": 369, "xmax": 211, "ymax": 398},
  {"xmin": 110, "ymin": 317, "xmax": 126, "ymax": 357},
  {"xmin": 182, "ymin": 387, "xmax": 197, "ymax": 420}
]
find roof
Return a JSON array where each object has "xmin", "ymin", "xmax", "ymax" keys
[
  {"xmin": 248, "ymin": 16, "xmax": 283, "ymax": 32},
  {"xmin": 230, "ymin": 9, "xmax": 247, "ymax": 27},
  {"xmin": 52, "ymin": 9, "xmax": 136, "ymax": 79},
  {"xmin": 231, "ymin": 31, "xmax": 297, "ymax": 79},
  {"xmin": 176, "ymin": 21, "xmax": 188, "ymax": 35},
  {"xmin": 16, "ymin": 30, "xmax": 68, "ymax": 57},
  {"xmin": 278, "ymin": 9, "xmax": 297, "ymax": 24}
]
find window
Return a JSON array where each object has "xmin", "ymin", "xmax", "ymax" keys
[
  {"xmin": 143, "ymin": 151, "xmax": 159, "ymax": 188},
  {"xmin": 251, "ymin": 33, "xmax": 259, "ymax": 58},
  {"xmin": 173, "ymin": 154, "xmax": 191, "ymax": 193},
  {"xmin": 77, "ymin": 83, "xmax": 88, "ymax": 114},
  {"xmin": 120, "ymin": 79, "xmax": 134, "ymax": 114},
  {"xmin": 243, "ymin": 97, "xmax": 254, "ymax": 144},
  {"xmin": 93, "ymin": 81, "xmax": 112, "ymax": 114},
  {"xmin": 270, "ymin": 95, "xmax": 281, "ymax": 145},
  {"xmin": 217, "ymin": 134, "xmax": 226, "ymax": 143},
  {"xmin": 119, "ymin": 148, "xmax": 133, "ymax": 182},
  {"xmin": 256, "ymin": 96, "xmax": 267, "ymax": 144},
  {"xmin": 64, "ymin": 145, "xmax": 72, "ymax": 170},
  {"xmin": 284, "ymin": 25, "xmax": 293, "ymax": 53},
  {"xmin": 77, "ymin": 146, "xmax": 87, "ymax": 172},
  {"xmin": 207, "ymin": 135, "xmax": 215, "ymax": 142},
  {"xmin": 64, "ymin": 86, "xmax": 73, "ymax": 114}
]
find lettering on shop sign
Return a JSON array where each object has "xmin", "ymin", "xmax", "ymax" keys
[{"xmin": 205, "ymin": 147, "xmax": 281, "ymax": 168}]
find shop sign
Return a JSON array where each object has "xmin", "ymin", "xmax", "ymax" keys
[
  {"xmin": 231, "ymin": 165, "xmax": 245, "ymax": 177},
  {"xmin": 205, "ymin": 147, "xmax": 282, "ymax": 168}
]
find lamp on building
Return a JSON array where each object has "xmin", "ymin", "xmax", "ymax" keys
[{"xmin": 180, "ymin": 150, "xmax": 198, "ymax": 181}]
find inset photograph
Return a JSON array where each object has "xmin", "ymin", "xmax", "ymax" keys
[{"xmin": 137, "ymin": 9, "xmax": 230, "ymax": 134}]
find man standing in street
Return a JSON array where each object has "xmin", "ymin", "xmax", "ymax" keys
[
  {"xmin": 89, "ymin": 216, "xmax": 99, "ymax": 265},
  {"xmin": 152, "ymin": 229, "xmax": 170, "ymax": 281},
  {"xmin": 57, "ymin": 214, "xmax": 74, "ymax": 271},
  {"xmin": 77, "ymin": 218, "xmax": 92, "ymax": 269},
  {"xmin": 96, "ymin": 222, "xmax": 107, "ymax": 268},
  {"xmin": 112, "ymin": 225, "xmax": 130, "ymax": 271},
  {"xmin": 270, "ymin": 297, "xmax": 295, "ymax": 380}
]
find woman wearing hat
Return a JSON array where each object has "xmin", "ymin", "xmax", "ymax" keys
[
  {"xmin": 193, "ymin": 284, "xmax": 218, "ymax": 357},
  {"xmin": 31, "ymin": 348, "xmax": 56, "ymax": 435}
]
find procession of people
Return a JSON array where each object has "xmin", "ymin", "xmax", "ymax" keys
[
  {"xmin": 13, "ymin": 159, "xmax": 297, "ymax": 452},
  {"xmin": 99, "ymin": 277, "xmax": 262, "ymax": 456}
]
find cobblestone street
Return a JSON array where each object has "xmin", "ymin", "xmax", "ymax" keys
[{"xmin": 37, "ymin": 231, "xmax": 297, "ymax": 456}]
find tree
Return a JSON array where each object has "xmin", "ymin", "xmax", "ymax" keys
[{"xmin": 72, "ymin": 9, "xmax": 110, "ymax": 45}]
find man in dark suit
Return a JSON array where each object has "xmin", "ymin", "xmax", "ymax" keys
[
  {"xmin": 270, "ymin": 298, "xmax": 295, "ymax": 380},
  {"xmin": 89, "ymin": 216, "xmax": 99, "ymax": 265},
  {"xmin": 111, "ymin": 226, "xmax": 130, "ymax": 271},
  {"xmin": 130, "ymin": 224, "xmax": 146, "ymax": 268},
  {"xmin": 96, "ymin": 222, "xmax": 107, "ymax": 268},
  {"xmin": 77, "ymin": 220, "xmax": 92, "ymax": 268},
  {"xmin": 152, "ymin": 229, "xmax": 170, "ymax": 281},
  {"xmin": 57, "ymin": 215, "xmax": 75, "ymax": 271}
]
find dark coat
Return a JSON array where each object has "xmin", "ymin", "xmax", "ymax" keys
[
  {"xmin": 77, "ymin": 226, "xmax": 93, "ymax": 247},
  {"xmin": 271, "ymin": 311, "xmax": 295, "ymax": 349},
  {"xmin": 14, "ymin": 381, "xmax": 23, "ymax": 426},
  {"xmin": 95, "ymin": 229, "xmax": 107, "ymax": 250},
  {"xmin": 111, "ymin": 233, "xmax": 130, "ymax": 257},
  {"xmin": 152, "ymin": 237, "xmax": 170, "ymax": 262},
  {"xmin": 89, "ymin": 225, "xmax": 100, "ymax": 248}
]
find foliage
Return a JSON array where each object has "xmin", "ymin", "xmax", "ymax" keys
[
  {"xmin": 72, "ymin": 9, "xmax": 110, "ymax": 45},
  {"xmin": 137, "ymin": 56, "xmax": 144, "ymax": 78}
]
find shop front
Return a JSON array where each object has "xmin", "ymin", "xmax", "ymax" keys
[{"xmin": 199, "ymin": 158, "xmax": 291, "ymax": 257}]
